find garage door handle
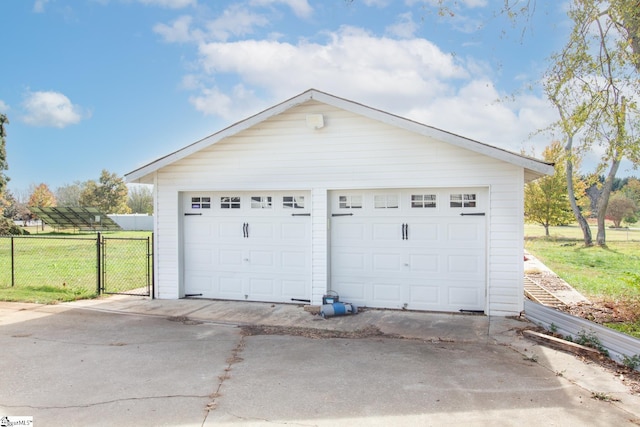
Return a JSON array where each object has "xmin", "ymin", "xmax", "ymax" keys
[
  {"xmin": 184, "ymin": 213, "xmax": 202, "ymax": 216},
  {"xmin": 243, "ymin": 223, "xmax": 249, "ymax": 238},
  {"xmin": 460, "ymin": 213, "xmax": 485, "ymax": 216},
  {"xmin": 331, "ymin": 213, "xmax": 354, "ymax": 217},
  {"xmin": 402, "ymin": 223, "xmax": 408, "ymax": 240},
  {"xmin": 292, "ymin": 213, "xmax": 311, "ymax": 216}
]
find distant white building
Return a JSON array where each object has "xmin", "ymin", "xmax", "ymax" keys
[{"xmin": 108, "ymin": 214, "xmax": 153, "ymax": 231}]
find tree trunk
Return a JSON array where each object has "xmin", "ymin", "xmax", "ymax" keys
[
  {"xmin": 565, "ymin": 141, "xmax": 592, "ymax": 246},
  {"xmin": 544, "ymin": 224, "xmax": 550, "ymax": 236},
  {"xmin": 596, "ymin": 158, "xmax": 621, "ymax": 246},
  {"xmin": 623, "ymin": 0, "xmax": 640, "ymax": 74}
]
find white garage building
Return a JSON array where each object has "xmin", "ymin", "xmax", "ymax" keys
[{"xmin": 126, "ymin": 89, "xmax": 553, "ymax": 316}]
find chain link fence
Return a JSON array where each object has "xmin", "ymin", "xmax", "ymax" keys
[
  {"xmin": 101, "ymin": 236, "xmax": 152, "ymax": 295},
  {"xmin": 0, "ymin": 234, "xmax": 152, "ymax": 297}
]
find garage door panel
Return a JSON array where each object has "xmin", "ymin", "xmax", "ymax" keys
[
  {"xmin": 407, "ymin": 254, "xmax": 439, "ymax": 272},
  {"xmin": 247, "ymin": 250, "xmax": 274, "ymax": 267},
  {"xmin": 332, "ymin": 250, "xmax": 367, "ymax": 271},
  {"xmin": 282, "ymin": 279, "xmax": 307, "ymax": 297},
  {"xmin": 281, "ymin": 251, "xmax": 308, "ymax": 269},
  {"xmin": 446, "ymin": 222, "xmax": 482, "ymax": 243},
  {"xmin": 447, "ymin": 254, "xmax": 482, "ymax": 274},
  {"xmin": 372, "ymin": 223, "xmax": 401, "ymax": 240},
  {"xmin": 185, "ymin": 222, "xmax": 213, "ymax": 242},
  {"xmin": 409, "ymin": 284, "xmax": 440, "ymax": 305},
  {"xmin": 281, "ymin": 223, "xmax": 309, "ymax": 241},
  {"xmin": 372, "ymin": 282, "xmax": 402, "ymax": 306},
  {"xmin": 333, "ymin": 222, "xmax": 365, "ymax": 240},
  {"xmin": 248, "ymin": 278, "xmax": 275, "ymax": 298},
  {"xmin": 185, "ymin": 248, "xmax": 213, "ymax": 269},
  {"xmin": 247, "ymin": 222, "xmax": 274, "ymax": 240},
  {"xmin": 218, "ymin": 249, "xmax": 244, "ymax": 267},
  {"xmin": 333, "ymin": 279, "xmax": 366, "ymax": 301},
  {"xmin": 184, "ymin": 272, "xmax": 213, "ymax": 293},
  {"xmin": 406, "ymin": 223, "xmax": 438, "ymax": 241},
  {"xmin": 372, "ymin": 252, "xmax": 402, "ymax": 272},
  {"xmin": 218, "ymin": 276, "xmax": 244, "ymax": 299},
  {"xmin": 217, "ymin": 221, "xmax": 244, "ymax": 240},
  {"xmin": 448, "ymin": 285, "xmax": 482, "ymax": 306}
]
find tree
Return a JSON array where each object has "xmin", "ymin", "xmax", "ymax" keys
[
  {"xmin": 543, "ymin": 0, "xmax": 640, "ymax": 246},
  {"xmin": 127, "ymin": 184, "xmax": 153, "ymax": 214},
  {"xmin": 606, "ymin": 193, "xmax": 637, "ymax": 227},
  {"xmin": 621, "ymin": 177, "xmax": 640, "ymax": 206},
  {"xmin": 56, "ymin": 181, "xmax": 86, "ymax": 207},
  {"xmin": 3, "ymin": 190, "xmax": 31, "ymax": 225},
  {"xmin": 524, "ymin": 141, "xmax": 581, "ymax": 235},
  {"xmin": 28, "ymin": 183, "xmax": 56, "ymax": 208},
  {"xmin": 28, "ymin": 183, "xmax": 56, "ymax": 231},
  {"xmin": 79, "ymin": 170, "xmax": 131, "ymax": 214}
]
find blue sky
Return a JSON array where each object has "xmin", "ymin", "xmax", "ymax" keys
[{"xmin": 2, "ymin": 0, "xmax": 617, "ymax": 195}]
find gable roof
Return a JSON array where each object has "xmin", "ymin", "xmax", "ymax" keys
[{"xmin": 126, "ymin": 88, "xmax": 554, "ymax": 184}]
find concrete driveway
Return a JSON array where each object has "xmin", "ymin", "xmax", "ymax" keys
[{"xmin": 1, "ymin": 298, "xmax": 640, "ymax": 426}]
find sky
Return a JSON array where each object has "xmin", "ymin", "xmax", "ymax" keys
[{"xmin": 1, "ymin": 0, "xmax": 633, "ymax": 196}]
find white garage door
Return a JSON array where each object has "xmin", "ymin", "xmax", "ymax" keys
[
  {"xmin": 330, "ymin": 188, "xmax": 486, "ymax": 312},
  {"xmin": 183, "ymin": 191, "xmax": 311, "ymax": 303}
]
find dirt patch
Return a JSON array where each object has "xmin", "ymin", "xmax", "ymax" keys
[
  {"xmin": 558, "ymin": 296, "xmax": 640, "ymax": 325},
  {"xmin": 240, "ymin": 324, "xmax": 395, "ymax": 339}
]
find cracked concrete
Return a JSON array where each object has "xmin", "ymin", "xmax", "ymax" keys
[
  {"xmin": 0, "ymin": 304, "xmax": 240, "ymax": 426},
  {"xmin": 2, "ymin": 299, "xmax": 640, "ymax": 426}
]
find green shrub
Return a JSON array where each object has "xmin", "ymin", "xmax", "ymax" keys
[{"xmin": 0, "ymin": 217, "xmax": 28, "ymax": 235}]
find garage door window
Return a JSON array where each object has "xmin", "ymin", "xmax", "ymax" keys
[
  {"xmin": 339, "ymin": 195, "xmax": 363, "ymax": 209},
  {"xmin": 191, "ymin": 196, "xmax": 211, "ymax": 209},
  {"xmin": 450, "ymin": 194, "xmax": 477, "ymax": 208},
  {"xmin": 283, "ymin": 196, "xmax": 305, "ymax": 209},
  {"xmin": 220, "ymin": 196, "xmax": 241, "ymax": 209},
  {"xmin": 374, "ymin": 195, "xmax": 399, "ymax": 209},
  {"xmin": 251, "ymin": 196, "xmax": 272, "ymax": 209},
  {"xmin": 411, "ymin": 194, "xmax": 437, "ymax": 208}
]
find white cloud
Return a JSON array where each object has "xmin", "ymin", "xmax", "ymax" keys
[
  {"xmin": 362, "ymin": 0, "xmax": 391, "ymax": 7},
  {"xmin": 154, "ymin": 15, "xmax": 199, "ymax": 43},
  {"xmin": 137, "ymin": 0, "xmax": 196, "ymax": 8},
  {"xmin": 386, "ymin": 12, "xmax": 418, "ymax": 39},
  {"xmin": 189, "ymin": 84, "xmax": 266, "ymax": 120},
  {"xmin": 195, "ymin": 26, "xmax": 468, "ymax": 108},
  {"xmin": 21, "ymin": 91, "xmax": 87, "ymax": 128},
  {"xmin": 405, "ymin": 80, "xmax": 557, "ymax": 152},
  {"xmin": 205, "ymin": 4, "xmax": 270, "ymax": 41},
  {"xmin": 154, "ymin": 5, "xmax": 269, "ymax": 43},
  {"xmin": 33, "ymin": 0, "xmax": 50, "ymax": 13},
  {"xmin": 407, "ymin": 0, "xmax": 487, "ymax": 8},
  {"xmin": 249, "ymin": 0, "xmax": 313, "ymax": 19},
  {"xmin": 0, "ymin": 100, "xmax": 9, "ymax": 114}
]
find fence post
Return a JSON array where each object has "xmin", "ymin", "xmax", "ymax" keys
[
  {"xmin": 151, "ymin": 233, "xmax": 154, "ymax": 299},
  {"xmin": 11, "ymin": 236, "xmax": 15, "ymax": 287},
  {"xmin": 96, "ymin": 232, "xmax": 102, "ymax": 295}
]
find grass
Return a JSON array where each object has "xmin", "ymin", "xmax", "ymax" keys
[
  {"xmin": 525, "ymin": 222, "xmax": 640, "ymax": 337},
  {"xmin": 0, "ymin": 285, "xmax": 97, "ymax": 304}
]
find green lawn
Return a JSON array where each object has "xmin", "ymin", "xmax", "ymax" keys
[{"xmin": 525, "ymin": 223, "xmax": 640, "ymax": 336}]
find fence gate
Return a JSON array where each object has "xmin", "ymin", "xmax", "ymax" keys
[{"xmin": 101, "ymin": 235, "xmax": 153, "ymax": 296}]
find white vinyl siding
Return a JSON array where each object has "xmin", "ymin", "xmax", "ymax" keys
[{"xmin": 151, "ymin": 101, "xmax": 527, "ymax": 314}]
